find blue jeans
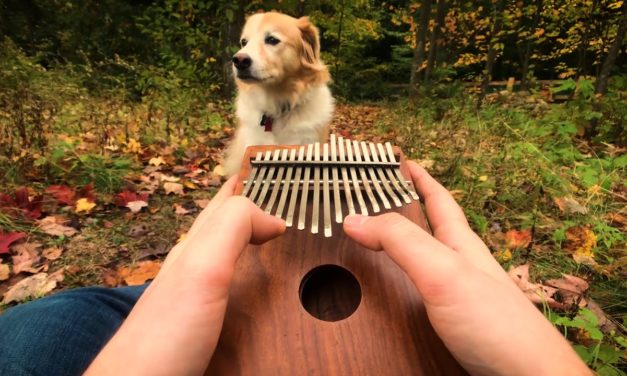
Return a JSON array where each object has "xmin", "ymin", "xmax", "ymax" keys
[{"xmin": 0, "ymin": 284, "xmax": 147, "ymax": 376}]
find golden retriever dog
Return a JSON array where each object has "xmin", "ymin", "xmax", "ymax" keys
[{"xmin": 223, "ymin": 12, "xmax": 334, "ymax": 176}]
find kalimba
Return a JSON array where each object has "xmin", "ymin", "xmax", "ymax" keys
[{"xmin": 206, "ymin": 135, "xmax": 467, "ymax": 375}]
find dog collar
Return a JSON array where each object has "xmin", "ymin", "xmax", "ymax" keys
[{"xmin": 260, "ymin": 114, "xmax": 273, "ymax": 132}]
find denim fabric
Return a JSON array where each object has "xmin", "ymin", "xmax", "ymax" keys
[{"xmin": 0, "ymin": 284, "xmax": 147, "ymax": 376}]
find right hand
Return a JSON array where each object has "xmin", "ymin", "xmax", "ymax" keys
[{"xmin": 343, "ymin": 161, "xmax": 590, "ymax": 376}]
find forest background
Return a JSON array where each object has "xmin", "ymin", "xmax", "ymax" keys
[{"xmin": 0, "ymin": 0, "xmax": 625, "ymax": 374}]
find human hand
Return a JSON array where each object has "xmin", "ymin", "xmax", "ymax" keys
[
  {"xmin": 86, "ymin": 176, "xmax": 285, "ymax": 375},
  {"xmin": 343, "ymin": 161, "xmax": 591, "ymax": 376}
]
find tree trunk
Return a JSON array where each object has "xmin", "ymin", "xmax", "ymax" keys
[
  {"xmin": 334, "ymin": 0, "xmax": 346, "ymax": 80},
  {"xmin": 425, "ymin": 0, "xmax": 447, "ymax": 83},
  {"xmin": 595, "ymin": 1, "xmax": 626, "ymax": 94},
  {"xmin": 520, "ymin": 0, "xmax": 544, "ymax": 91},
  {"xmin": 479, "ymin": 0, "xmax": 506, "ymax": 105},
  {"xmin": 410, "ymin": 0, "xmax": 432, "ymax": 93},
  {"xmin": 220, "ymin": 1, "xmax": 247, "ymax": 99}
]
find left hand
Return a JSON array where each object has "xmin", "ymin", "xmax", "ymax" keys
[{"xmin": 85, "ymin": 176, "xmax": 286, "ymax": 375}]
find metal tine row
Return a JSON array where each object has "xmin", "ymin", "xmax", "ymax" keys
[{"xmin": 243, "ymin": 135, "xmax": 420, "ymax": 237}]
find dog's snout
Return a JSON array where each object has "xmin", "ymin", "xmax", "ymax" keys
[{"xmin": 232, "ymin": 53, "xmax": 252, "ymax": 70}]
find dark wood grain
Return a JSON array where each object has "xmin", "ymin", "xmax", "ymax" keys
[{"xmin": 206, "ymin": 145, "xmax": 467, "ymax": 375}]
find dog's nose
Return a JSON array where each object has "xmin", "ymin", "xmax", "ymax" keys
[{"xmin": 232, "ymin": 53, "xmax": 252, "ymax": 70}]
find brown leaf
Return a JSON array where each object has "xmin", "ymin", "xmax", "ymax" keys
[
  {"xmin": 11, "ymin": 242, "xmax": 42, "ymax": 274},
  {"xmin": 508, "ymin": 264, "xmax": 565, "ymax": 309},
  {"xmin": 2, "ymin": 271, "xmax": 64, "ymax": 304},
  {"xmin": 174, "ymin": 203, "xmax": 190, "ymax": 215},
  {"xmin": 505, "ymin": 229, "xmax": 532, "ymax": 249},
  {"xmin": 102, "ymin": 268, "xmax": 122, "ymax": 287},
  {"xmin": 545, "ymin": 274, "xmax": 589, "ymax": 307},
  {"xmin": 37, "ymin": 216, "xmax": 79, "ymax": 237},
  {"xmin": 0, "ymin": 263, "xmax": 9, "ymax": 281},
  {"xmin": 586, "ymin": 299, "xmax": 618, "ymax": 334},
  {"xmin": 42, "ymin": 247, "xmax": 63, "ymax": 261},
  {"xmin": 163, "ymin": 182, "xmax": 184, "ymax": 196},
  {"xmin": 194, "ymin": 199, "xmax": 210, "ymax": 209},
  {"xmin": 554, "ymin": 196, "xmax": 588, "ymax": 215},
  {"xmin": 564, "ymin": 226, "xmax": 597, "ymax": 266},
  {"xmin": 117, "ymin": 260, "xmax": 161, "ymax": 286}
]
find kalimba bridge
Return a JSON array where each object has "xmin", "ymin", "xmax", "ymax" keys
[{"xmin": 241, "ymin": 134, "xmax": 420, "ymax": 237}]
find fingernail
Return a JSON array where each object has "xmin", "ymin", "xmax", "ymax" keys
[{"xmin": 344, "ymin": 214, "xmax": 369, "ymax": 227}]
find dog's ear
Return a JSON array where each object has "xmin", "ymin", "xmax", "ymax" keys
[
  {"xmin": 297, "ymin": 16, "xmax": 329, "ymax": 84},
  {"xmin": 297, "ymin": 16, "xmax": 321, "ymax": 66}
]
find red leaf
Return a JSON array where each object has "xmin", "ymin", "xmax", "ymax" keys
[
  {"xmin": 114, "ymin": 190, "xmax": 149, "ymax": 207},
  {"xmin": 77, "ymin": 183, "xmax": 96, "ymax": 202},
  {"xmin": 0, "ymin": 231, "xmax": 27, "ymax": 255},
  {"xmin": 0, "ymin": 187, "xmax": 43, "ymax": 220},
  {"xmin": 45, "ymin": 185, "xmax": 76, "ymax": 206}
]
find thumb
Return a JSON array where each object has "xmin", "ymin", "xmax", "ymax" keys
[{"xmin": 343, "ymin": 213, "xmax": 466, "ymax": 305}]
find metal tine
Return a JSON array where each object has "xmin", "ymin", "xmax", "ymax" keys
[
  {"xmin": 345, "ymin": 139, "xmax": 368, "ymax": 215},
  {"xmin": 286, "ymin": 146, "xmax": 305, "ymax": 227},
  {"xmin": 360, "ymin": 141, "xmax": 391, "ymax": 210},
  {"xmin": 265, "ymin": 149, "xmax": 288, "ymax": 214},
  {"xmin": 385, "ymin": 142, "xmax": 419, "ymax": 200},
  {"xmin": 311, "ymin": 142, "xmax": 321, "ymax": 234},
  {"xmin": 322, "ymin": 143, "xmax": 332, "ymax": 237},
  {"xmin": 298, "ymin": 144, "xmax": 314, "ymax": 230},
  {"xmin": 255, "ymin": 149, "xmax": 280, "ymax": 207},
  {"xmin": 337, "ymin": 136, "xmax": 356, "ymax": 216},
  {"xmin": 275, "ymin": 148, "xmax": 296, "ymax": 219},
  {"xmin": 368, "ymin": 142, "xmax": 402, "ymax": 207},
  {"xmin": 330, "ymin": 135, "xmax": 343, "ymax": 223},
  {"xmin": 249, "ymin": 151, "xmax": 272, "ymax": 203},
  {"xmin": 351, "ymin": 140, "xmax": 380, "ymax": 213},
  {"xmin": 377, "ymin": 143, "xmax": 411, "ymax": 204},
  {"xmin": 242, "ymin": 152, "xmax": 263, "ymax": 198}
]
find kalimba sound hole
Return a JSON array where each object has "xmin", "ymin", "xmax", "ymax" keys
[{"xmin": 299, "ymin": 264, "xmax": 361, "ymax": 322}]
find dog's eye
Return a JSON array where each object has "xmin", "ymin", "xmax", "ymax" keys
[
  {"xmin": 240, "ymin": 39, "xmax": 248, "ymax": 47},
  {"xmin": 265, "ymin": 36, "xmax": 280, "ymax": 46}
]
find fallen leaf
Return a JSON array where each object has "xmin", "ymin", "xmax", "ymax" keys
[
  {"xmin": 114, "ymin": 190, "xmax": 149, "ymax": 207},
  {"xmin": 194, "ymin": 199, "xmax": 210, "ymax": 209},
  {"xmin": 554, "ymin": 196, "xmax": 588, "ymax": 215},
  {"xmin": 37, "ymin": 216, "xmax": 79, "ymax": 237},
  {"xmin": 160, "ymin": 174, "xmax": 180, "ymax": 183},
  {"xmin": 163, "ymin": 182, "xmax": 184, "ymax": 195},
  {"xmin": 478, "ymin": 175, "xmax": 488, "ymax": 182},
  {"xmin": 607, "ymin": 212, "xmax": 627, "ymax": 230},
  {"xmin": 128, "ymin": 223, "xmax": 149, "ymax": 237},
  {"xmin": 586, "ymin": 299, "xmax": 618, "ymax": 334},
  {"xmin": 11, "ymin": 242, "xmax": 42, "ymax": 274},
  {"xmin": 42, "ymin": 247, "xmax": 63, "ymax": 261},
  {"xmin": 2, "ymin": 271, "xmax": 64, "ymax": 304},
  {"xmin": 0, "ymin": 263, "xmax": 9, "ymax": 281},
  {"xmin": 174, "ymin": 204, "xmax": 190, "ymax": 215},
  {"xmin": 416, "ymin": 159, "xmax": 435, "ymax": 169},
  {"xmin": 0, "ymin": 231, "xmax": 27, "ymax": 254},
  {"xmin": 183, "ymin": 181, "xmax": 198, "ymax": 190},
  {"xmin": 493, "ymin": 249, "xmax": 512, "ymax": 262},
  {"xmin": 508, "ymin": 264, "xmax": 564, "ymax": 309},
  {"xmin": 0, "ymin": 187, "xmax": 43, "ymax": 219},
  {"xmin": 45, "ymin": 185, "xmax": 76, "ymax": 206},
  {"xmin": 149, "ymin": 156, "xmax": 166, "ymax": 167},
  {"xmin": 117, "ymin": 260, "xmax": 161, "ymax": 286},
  {"xmin": 102, "ymin": 268, "xmax": 122, "ymax": 287},
  {"xmin": 212, "ymin": 164, "xmax": 226, "ymax": 177},
  {"xmin": 564, "ymin": 226, "xmax": 597, "ymax": 266},
  {"xmin": 546, "ymin": 274, "xmax": 589, "ymax": 307},
  {"xmin": 505, "ymin": 229, "xmax": 532, "ymax": 249},
  {"xmin": 126, "ymin": 200, "xmax": 148, "ymax": 213},
  {"xmin": 75, "ymin": 198, "xmax": 96, "ymax": 214},
  {"xmin": 124, "ymin": 138, "xmax": 142, "ymax": 154}
]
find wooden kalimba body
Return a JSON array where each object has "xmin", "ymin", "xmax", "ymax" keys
[{"xmin": 206, "ymin": 135, "xmax": 467, "ymax": 375}]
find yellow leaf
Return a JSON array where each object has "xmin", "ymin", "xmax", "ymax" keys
[
  {"xmin": 494, "ymin": 249, "xmax": 512, "ymax": 262},
  {"xmin": 479, "ymin": 175, "xmax": 488, "ymax": 182},
  {"xmin": 564, "ymin": 227, "xmax": 597, "ymax": 266},
  {"xmin": 124, "ymin": 138, "xmax": 142, "ymax": 154},
  {"xmin": 149, "ymin": 156, "xmax": 165, "ymax": 166},
  {"xmin": 75, "ymin": 198, "xmax": 96, "ymax": 214},
  {"xmin": 177, "ymin": 233, "xmax": 187, "ymax": 243},
  {"xmin": 213, "ymin": 165, "xmax": 226, "ymax": 177},
  {"xmin": 183, "ymin": 181, "xmax": 198, "ymax": 190}
]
